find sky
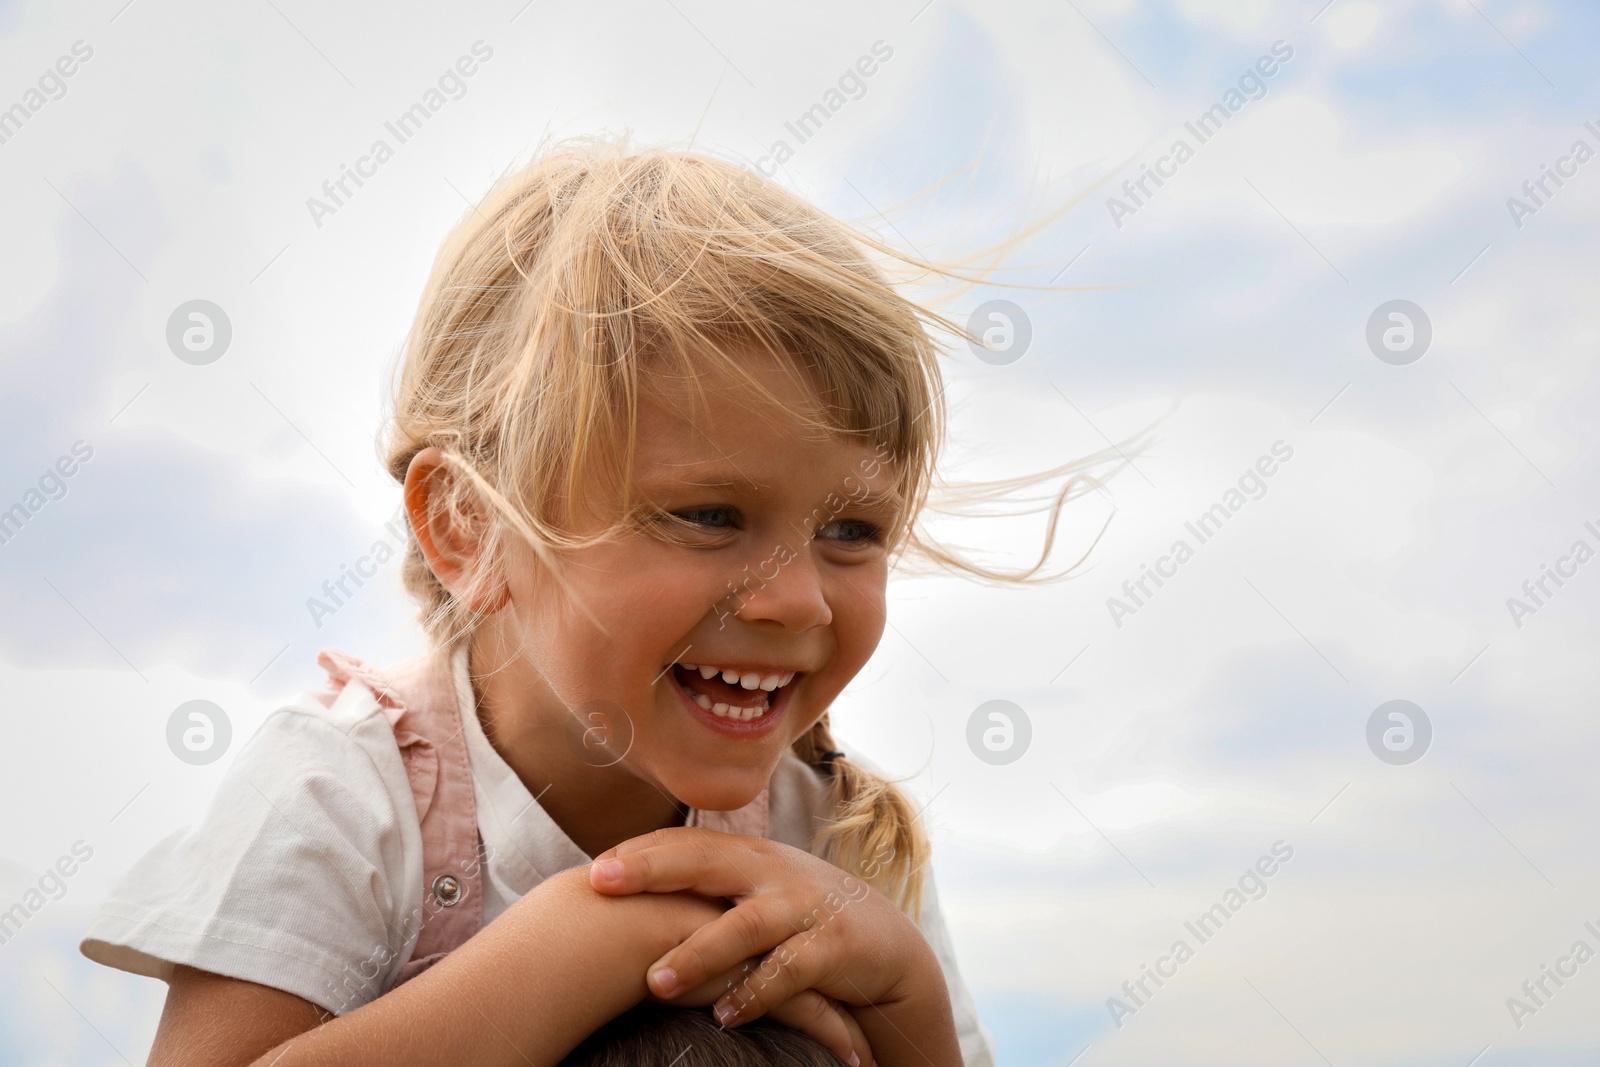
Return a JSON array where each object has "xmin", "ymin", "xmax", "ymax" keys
[{"xmin": 2, "ymin": 0, "xmax": 1599, "ymax": 1064}]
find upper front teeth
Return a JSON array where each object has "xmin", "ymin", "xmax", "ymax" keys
[{"xmin": 683, "ymin": 663, "xmax": 795, "ymax": 689}]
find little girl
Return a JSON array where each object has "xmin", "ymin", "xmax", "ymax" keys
[{"xmin": 82, "ymin": 139, "xmax": 1015, "ymax": 1067}]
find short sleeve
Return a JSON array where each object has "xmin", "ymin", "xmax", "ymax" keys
[
  {"xmin": 79, "ymin": 695, "xmax": 424, "ymax": 1016},
  {"xmin": 916, "ymin": 869, "xmax": 997, "ymax": 1067}
]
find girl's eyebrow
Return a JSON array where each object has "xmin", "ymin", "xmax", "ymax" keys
[{"xmin": 650, "ymin": 464, "xmax": 766, "ymax": 491}]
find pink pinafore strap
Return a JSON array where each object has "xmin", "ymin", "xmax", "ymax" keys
[{"xmin": 315, "ymin": 648, "xmax": 485, "ymax": 986}]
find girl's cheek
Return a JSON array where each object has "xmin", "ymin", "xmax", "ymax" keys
[{"xmin": 841, "ymin": 596, "xmax": 889, "ymax": 675}]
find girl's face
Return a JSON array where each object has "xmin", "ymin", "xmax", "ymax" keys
[{"xmin": 496, "ymin": 353, "xmax": 899, "ymax": 812}]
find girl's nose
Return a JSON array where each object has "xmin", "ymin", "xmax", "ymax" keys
[{"xmin": 715, "ymin": 544, "xmax": 833, "ymax": 632}]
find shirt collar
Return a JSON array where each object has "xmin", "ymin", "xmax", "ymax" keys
[{"xmin": 449, "ymin": 642, "xmax": 593, "ymax": 888}]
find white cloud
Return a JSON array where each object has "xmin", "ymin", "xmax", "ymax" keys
[
  {"xmin": 1173, "ymin": 0, "xmax": 1276, "ymax": 34},
  {"xmin": 1321, "ymin": 1, "xmax": 1384, "ymax": 48},
  {"xmin": 1187, "ymin": 93, "xmax": 1466, "ymax": 231}
]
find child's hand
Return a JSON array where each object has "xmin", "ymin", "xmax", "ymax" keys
[
  {"xmin": 587, "ymin": 828, "xmax": 945, "ymax": 1032},
  {"xmin": 652, "ymin": 958, "xmax": 873, "ymax": 1066},
  {"xmin": 763, "ymin": 992, "xmax": 873, "ymax": 1067}
]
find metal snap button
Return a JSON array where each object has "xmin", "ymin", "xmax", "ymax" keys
[{"xmin": 431, "ymin": 873, "xmax": 464, "ymax": 907}]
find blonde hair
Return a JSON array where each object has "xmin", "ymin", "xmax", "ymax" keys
[{"xmin": 383, "ymin": 136, "xmax": 1124, "ymax": 915}]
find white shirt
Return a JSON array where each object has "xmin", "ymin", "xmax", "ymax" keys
[{"xmin": 80, "ymin": 648, "xmax": 995, "ymax": 1066}]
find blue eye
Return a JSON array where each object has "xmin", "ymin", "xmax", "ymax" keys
[
  {"xmin": 674, "ymin": 507, "xmax": 737, "ymax": 529},
  {"xmin": 819, "ymin": 519, "xmax": 880, "ymax": 544}
]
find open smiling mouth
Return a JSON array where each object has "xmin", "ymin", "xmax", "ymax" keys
[{"xmin": 669, "ymin": 662, "xmax": 801, "ymax": 723}]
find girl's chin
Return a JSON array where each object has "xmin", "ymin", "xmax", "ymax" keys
[{"xmin": 659, "ymin": 766, "xmax": 778, "ymax": 815}]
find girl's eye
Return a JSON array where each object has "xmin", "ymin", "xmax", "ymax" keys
[
  {"xmin": 672, "ymin": 506, "xmax": 738, "ymax": 530},
  {"xmin": 818, "ymin": 519, "xmax": 881, "ymax": 544}
]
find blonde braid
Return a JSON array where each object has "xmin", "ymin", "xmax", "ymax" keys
[{"xmin": 792, "ymin": 714, "xmax": 929, "ymax": 920}]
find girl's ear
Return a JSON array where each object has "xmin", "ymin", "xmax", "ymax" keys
[{"xmin": 403, "ymin": 447, "xmax": 510, "ymax": 615}]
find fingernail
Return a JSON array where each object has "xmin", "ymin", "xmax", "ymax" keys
[
  {"xmin": 651, "ymin": 967, "xmax": 678, "ymax": 997},
  {"xmin": 715, "ymin": 1002, "xmax": 739, "ymax": 1025},
  {"xmin": 848, "ymin": 1053, "xmax": 860, "ymax": 1067},
  {"xmin": 593, "ymin": 859, "xmax": 624, "ymax": 881}
]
